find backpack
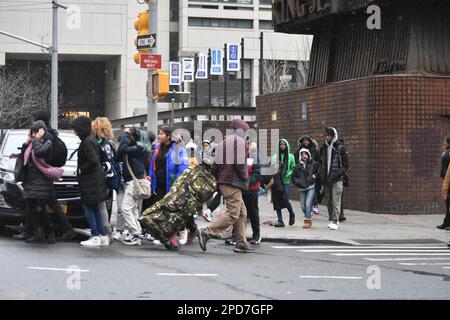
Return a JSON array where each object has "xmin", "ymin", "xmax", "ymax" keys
[
  {"xmin": 98, "ymin": 139, "xmax": 121, "ymax": 191},
  {"xmin": 49, "ymin": 136, "xmax": 68, "ymax": 167}
]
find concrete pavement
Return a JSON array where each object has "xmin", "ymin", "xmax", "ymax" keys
[{"xmin": 197, "ymin": 193, "xmax": 450, "ymax": 246}]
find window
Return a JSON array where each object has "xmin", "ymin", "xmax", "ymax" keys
[
  {"xmin": 188, "ymin": 18, "xmax": 253, "ymax": 29},
  {"xmin": 170, "ymin": 32, "xmax": 179, "ymax": 61},
  {"xmin": 259, "ymin": 20, "xmax": 273, "ymax": 30},
  {"xmin": 170, "ymin": 0, "xmax": 179, "ymax": 22},
  {"xmin": 259, "ymin": 0, "xmax": 272, "ymax": 5},
  {"xmin": 188, "ymin": 17, "xmax": 202, "ymax": 26}
]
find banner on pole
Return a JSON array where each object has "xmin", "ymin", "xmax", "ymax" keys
[
  {"xmin": 210, "ymin": 48, "xmax": 223, "ymax": 75},
  {"xmin": 196, "ymin": 53, "xmax": 208, "ymax": 79},
  {"xmin": 227, "ymin": 43, "xmax": 240, "ymax": 72},
  {"xmin": 182, "ymin": 58, "xmax": 195, "ymax": 82},
  {"xmin": 169, "ymin": 62, "xmax": 181, "ymax": 86}
]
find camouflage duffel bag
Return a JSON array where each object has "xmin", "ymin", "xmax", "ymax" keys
[{"xmin": 139, "ymin": 165, "xmax": 216, "ymax": 243}]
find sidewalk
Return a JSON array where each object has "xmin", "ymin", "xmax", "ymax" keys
[{"xmin": 197, "ymin": 194, "xmax": 450, "ymax": 245}]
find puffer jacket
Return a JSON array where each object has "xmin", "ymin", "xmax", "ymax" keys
[
  {"xmin": 292, "ymin": 159, "xmax": 318, "ymax": 191},
  {"xmin": 318, "ymin": 128, "xmax": 349, "ymax": 184},
  {"xmin": 72, "ymin": 116, "xmax": 108, "ymax": 205},
  {"xmin": 22, "ymin": 136, "xmax": 55, "ymax": 200}
]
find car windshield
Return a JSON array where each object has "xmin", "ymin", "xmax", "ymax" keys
[{"xmin": 1, "ymin": 131, "xmax": 80, "ymax": 162}]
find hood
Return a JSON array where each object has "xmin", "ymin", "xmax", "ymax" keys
[
  {"xmin": 71, "ymin": 116, "xmax": 92, "ymax": 140},
  {"xmin": 325, "ymin": 127, "xmax": 339, "ymax": 146},
  {"xmin": 279, "ymin": 139, "xmax": 291, "ymax": 154},
  {"xmin": 299, "ymin": 148, "xmax": 311, "ymax": 160},
  {"xmin": 230, "ymin": 119, "xmax": 250, "ymax": 137},
  {"xmin": 30, "ymin": 120, "xmax": 47, "ymax": 132},
  {"xmin": 298, "ymin": 133, "xmax": 318, "ymax": 148}
]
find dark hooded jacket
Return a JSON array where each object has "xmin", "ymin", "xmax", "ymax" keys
[
  {"xmin": 441, "ymin": 146, "xmax": 450, "ymax": 179},
  {"xmin": 292, "ymin": 149, "xmax": 318, "ymax": 190},
  {"xmin": 22, "ymin": 121, "xmax": 55, "ymax": 200},
  {"xmin": 295, "ymin": 134, "xmax": 319, "ymax": 163},
  {"xmin": 72, "ymin": 116, "xmax": 108, "ymax": 205},
  {"xmin": 318, "ymin": 127, "xmax": 349, "ymax": 184},
  {"xmin": 213, "ymin": 119, "xmax": 249, "ymax": 191}
]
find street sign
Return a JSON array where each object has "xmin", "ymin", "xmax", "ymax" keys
[
  {"xmin": 170, "ymin": 62, "xmax": 181, "ymax": 86},
  {"xmin": 140, "ymin": 53, "xmax": 162, "ymax": 69},
  {"xmin": 182, "ymin": 57, "xmax": 195, "ymax": 82},
  {"xmin": 137, "ymin": 34, "xmax": 156, "ymax": 50},
  {"xmin": 196, "ymin": 53, "xmax": 208, "ymax": 79},
  {"xmin": 227, "ymin": 43, "xmax": 240, "ymax": 72},
  {"xmin": 210, "ymin": 48, "xmax": 223, "ymax": 75}
]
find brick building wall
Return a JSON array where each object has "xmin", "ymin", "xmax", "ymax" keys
[{"xmin": 256, "ymin": 75, "xmax": 450, "ymax": 214}]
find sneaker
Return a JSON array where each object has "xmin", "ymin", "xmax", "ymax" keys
[
  {"xmin": 122, "ymin": 234, "xmax": 142, "ymax": 246},
  {"xmin": 313, "ymin": 206, "xmax": 320, "ymax": 215},
  {"xmin": 112, "ymin": 230, "xmax": 124, "ymax": 241},
  {"xmin": 100, "ymin": 235, "xmax": 110, "ymax": 246},
  {"xmin": 233, "ymin": 243, "xmax": 255, "ymax": 253},
  {"xmin": 80, "ymin": 236, "xmax": 102, "ymax": 247},
  {"xmin": 437, "ymin": 224, "xmax": 449, "ymax": 230},
  {"xmin": 225, "ymin": 239, "xmax": 237, "ymax": 246},
  {"xmin": 178, "ymin": 229, "xmax": 188, "ymax": 245},
  {"xmin": 274, "ymin": 221, "xmax": 285, "ymax": 228},
  {"xmin": 289, "ymin": 215, "xmax": 295, "ymax": 226},
  {"xmin": 339, "ymin": 216, "xmax": 347, "ymax": 222},
  {"xmin": 201, "ymin": 209, "xmax": 212, "ymax": 222},
  {"xmin": 197, "ymin": 228, "xmax": 209, "ymax": 251},
  {"xmin": 447, "ymin": 240, "xmax": 450, "ymax": 248},
  {"xmin": 145, "ymin": 233, "xmax": 155, "ymax": 241},
  {"xmin": 250, "ymin": 234, "xmax": 262, "ymax": 245},
  {"xmin": 328, "ymin": 223, "xmax": 338, "ymax": 230},
  {"xmin": 153, "ymin": 239, "xmax": 162, "ymax": 245},
  {"xmin": 327, "ymin": 222, "xmax": 333, "ymax": 228}
]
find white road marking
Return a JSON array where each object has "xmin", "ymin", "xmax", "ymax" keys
[
  {"xmin": 442, "ymin": 267, "xmax": 450, "ymax": 269},
  {"xmin": 27, "ymin": 267, "xmax": 89, "ymax": 272},
  {"xmin": 333, "ymin": 253, "xmax": 450, "ymax": 256},
  {"xmin": 398, "ymin": 263, "xmax": 450, "ymax": 266},
  {"xmin": 299, "ymin": 276, "xmax": 362, "ymax": 280},
  {"xmin": 299, "ymin": 249, "xmax": 450, "ymax": 253},
  {"xmin": 157, "ymin": 273, "xmax": 217, "ymax": 277},
  {"xmin": 272, "ymin": 245, "xmax": 446, "ymax": 249},
  {"xmin": 365, "ymin": 258, "xmax": 450, "ymax": 261}
]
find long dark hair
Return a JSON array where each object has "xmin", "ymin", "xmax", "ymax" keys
[{"xmin": 278, "ymin": 140, "xmax": 289, "ymax": 176}]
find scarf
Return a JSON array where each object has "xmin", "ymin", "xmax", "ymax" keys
[{"xmin": 24, "ymin": 143, "xmax": 64, "ymax": 182}]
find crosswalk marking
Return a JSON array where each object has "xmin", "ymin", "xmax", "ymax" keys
[
  {"xmin": 272, "ymin": 245, "xmax": 446, "ymax": 250},
  {"xmin": 398, "ymin": 262, "xmax": 450, "ymax": 266},
  {"xmin": 299, "ymin": 249, "xmax": 450, "ymax": 253},
  {"xmin": 365, "ymin": 257, "xmax": 450, "ymax": 261},
  {"xmin": 332, "ymin": 253, "xmax": 450, "ymax": 256},
  {"xmin": 299, "ymin": 276, "xmax": 362, "ymax": 280}
]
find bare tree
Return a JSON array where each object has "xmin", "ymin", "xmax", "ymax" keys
[
  {"xmin": 262, "ymin": 35, "xmax": 311, "ymax": 94},
  {"xmin": 0, "ymin": 63, "xmax": 50, "ymax": 137}
]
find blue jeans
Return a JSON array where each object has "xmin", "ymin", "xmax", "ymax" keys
[
  {"xmin": 83, "ymin": 204, "xmax": 105, "ymax": 237},
  {"xmin": 276, "ymin": 184, "xmax": 295, "ymax": 222},
  {"xmin": 299, "ymin": 188, "xmax": 316, "ymax": 219}
]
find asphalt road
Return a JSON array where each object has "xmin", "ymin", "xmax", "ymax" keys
[{"xmin": 0, "ymin": 234, "xmax": 449, "ymax": 300}]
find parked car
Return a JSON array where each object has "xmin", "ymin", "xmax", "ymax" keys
[{"xmin": 0, "ymin": 129, "xmax": 111, "ymax": 230}]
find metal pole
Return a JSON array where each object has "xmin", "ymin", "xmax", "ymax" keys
[
  {"xmin": 171, "ymin": 91, "xmax": 175, "ymax": 125},
  {"xmin": 194, "ymin": 53, "xmax": 198, "ymax": 107},
  {"xmin": 224, "ymin": 43, "xmax": 227, "ymax": 108},
  {"xmin": 208, "ymin": 48, "xmax": 212, "ymax": 108},
  {"xmin": 148, "ymin": 0, "xmax": 158, "ymax": 135},
  {"xmin": 259, "ymin": 32, "xmax": 263, "ymax": 95},
  {"xmin": 51, "ymin": 1, "xmax": 59, "ymax": 129},
  {"xmin": 240, "ymin": 37, "xmax": 244, "ymax": 108},
  {"xmin": 0, "ymin": 31, "xmax": 50, "ymax": 50}
]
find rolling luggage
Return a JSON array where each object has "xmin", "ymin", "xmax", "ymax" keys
[{"xmin": 139, "ymin": 164, "xmax": 217, "ymax": 250}]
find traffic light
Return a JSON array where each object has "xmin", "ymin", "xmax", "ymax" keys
[
  {"xmin": 152, "ymin": 69, "xmax": 169, "ymax": 102},
  {"xmin": 134, "ymin": 10, "xmax": 149, "ymax": 64}
]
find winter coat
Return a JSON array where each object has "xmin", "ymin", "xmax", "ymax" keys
[
  {"xmin": 117, "ymin": 133, "xmax": 149, "ymax": 183},
  {"xmin": 244, "ymin": 147, "xmax": 261, "ymax": 193},
  {"xmin": 318, "ymin": 128, "xmax": 349, "ymax": 185},
  {"xmin": 292, "ymin": 158, "xmax": 318, "ymax": 191},
  {"xmin": 441, "ymin": 147, "xmax": 450, "ymax": 179},
  {"xmin": 72, "ymin": 117, "xmax": 108, "ymax": 205},
  {"xmin": 22, "ymin": 136, "xmax": 55, "ymax": 200},
  {"xmin": 214, "ymin": 134, "xmax": 249, "ymax": 191},
  {"xmin": 271, "ymin": 139, "xmax": 295, "ymax": 185},
  {"xmin": 295, "ymin": 134, "xmax": 319, "ymax": 163},
  {"xmin": 149, "ymin": 141, "xmax": 189, "ymax": 193},
  {"xmin": 442, "ymin": 164, "xmax": 450, "ymax": 196}
]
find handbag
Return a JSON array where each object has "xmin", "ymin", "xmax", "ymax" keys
[{"xmin": 125, "ymin": 155, "xmax": 151, "ymax": 199}]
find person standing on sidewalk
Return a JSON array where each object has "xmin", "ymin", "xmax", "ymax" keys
[
  {"xmin": 197, "ymin": 119, "xmax": 254, "ymax": 253},
  {"xmin": 318, "ymin": 127, "xmax": 349, "ymax": 231},
  {"xmin": 271, "ymin": 139, "xmax": 296, "ymax": 227},
  {"xmin": 72, "ymin": 116, "xmax": 109, "ymax": 247},
  {"xmin": 441, "ymin": 164, "xmax": 450, "ymax": 247},
  {"xmin": 437, "ymin": 135, "xmax": 450, "ymax": 230},
  {"xmin": 292, "ymin": 148, "xmax": 318, "ymax": 228}
]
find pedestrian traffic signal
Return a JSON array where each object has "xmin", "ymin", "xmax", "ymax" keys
[
  {"xmin": 133, "ymin": 10, "xmax": 150, "ymax": 64},
  {"xmin": 152, "ymin": 69, "xmax": 170, "ymax": 102}
]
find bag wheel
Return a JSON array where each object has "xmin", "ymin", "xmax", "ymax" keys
[{"xmin": 164, "ymin": 234, "xmax": 181, "ymax": 251}]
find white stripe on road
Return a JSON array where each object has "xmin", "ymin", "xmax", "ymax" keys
[
  {"xmin": 443, "ymin": 267, "xmax": 450, "ymax": 269},
  {"xmin": 333, "ymin": 253, "xmax": 450, "ymax": 256},
  {"xmin": 157, "ymin": 273, "xmax": 218, "ymax": 277},
  {"xmin": 299, "ymin": 249, "xmax": 450, "ymax": 253},
  {"xmin": 365, "ymin": 258, "xmax": 450, "ymax": 261},
  {"xmin": 299, "ymin": 276, "xmax": 362, "ymax": 280},
  {"xmin": 272, "ymin": 246, "xmax": 446, "ymax": 249},
  {"xmin": 27, "ymin": 267, "xmax": 89, "ymax": 272},
  {"xmin": 398, "ymin": 262, "xmax": 450, "ymax": 266}
]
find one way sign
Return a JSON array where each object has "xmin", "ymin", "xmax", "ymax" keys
[{"xmin": 137, "ymin": 34, "xmax": 157, "ymax": 50}]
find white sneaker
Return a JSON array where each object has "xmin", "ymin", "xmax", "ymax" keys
[
  {"xmin": 112, "ymin": 231, "xmax": 123, "ymax": 241},
  {"xmin": 80, "ymin": 236, "xmax": 102, "ymax": 247},
  {"xmin": 100, "ymin": 235, "xmax": 110, "ymax": 246},
  {"xmin": 327, "ymin": 222, "xmax": 333, "ymax": 228},
  {"xmin": 153, "ymin": 239, "xmax": 162, "ymax": 245},
  {"xmin": 313, "ymin": 206, "xmax": 320, "ymax": 214},
  {"xmin": 122, "ymin": 233, "xmax": 142, "ymax": 246},
  {"xmin": 329, "ymin": 223, "xmax": 338, "ymax": 230},
  {"xmin": 178, "ymin": 229, "xmax": 188, "ymax": 245}
]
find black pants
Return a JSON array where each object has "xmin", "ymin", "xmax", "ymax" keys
[
  {"xmin": 443, "ymin": 190, "xmax": 450, "ymax": 226},
  {"xmin": 243, "ymin": 191, "xmax": 260, "ymax": 237},
  {"xmin": 49, "ymin": 198, "xmax": 73, "ymax": 233},
  {"xmin": 22, "ymin": 197, "xmax": 71, "ymax": 234},
  {"xmin": 26, "ymin": 199, "xmax": 53, "ymax": 236}
]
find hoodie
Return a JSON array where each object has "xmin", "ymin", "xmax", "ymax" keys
[
  {"xmin": 271, "ymin": 139, "xmax": 296, "ymax": 185},
  {"xmin": 319, "ymin": 127, "xmax": 349, "ymax": 184},
  {"xmin": 213, "ymin": 119, "xmax": 249, "ymax": 191},
  {"xmin": 295, "ymin": 134, "xmax": 319, "ymax": 163},
  {"xmin": 292, "ymin": 148, "xmax": 318, "ymax": 190}
]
